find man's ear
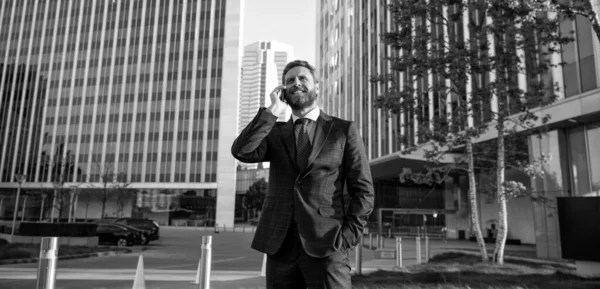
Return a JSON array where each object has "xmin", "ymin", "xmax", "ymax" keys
[{"xmin": 315, "ymin": 83, "xmax": 320, "ymax": 97}]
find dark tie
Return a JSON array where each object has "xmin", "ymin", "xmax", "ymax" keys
[{"xmin": 295, "ymin": 118, "xmax": 312, "ymax": 170}]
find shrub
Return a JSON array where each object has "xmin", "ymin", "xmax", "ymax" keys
[
  {"xmin": 19, "ymin": 222, "xmax": 98, "ymax": 237},
  {"xmin": 0, "ymin": 247, "xmax": 31, "ymax": 260}
]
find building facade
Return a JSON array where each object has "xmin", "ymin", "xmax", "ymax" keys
[
  {"xmin": 234, "ymin": 167, "xmax": 269, "ymax": 222},
  {"xmin": 0, "ymin": 0, "xmax": 244, "ymax": 227},
  {"xmin": 316, "ymin": 0, "xmax": 600, "ymax": 259},
  {"xmin": 238, "ymin": 40, "xmax": 294, "ymax": 169}
]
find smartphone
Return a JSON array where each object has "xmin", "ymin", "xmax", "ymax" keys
[{"xmin": 279, "ymin": 88, "xmax": 288, "ymax": 103}]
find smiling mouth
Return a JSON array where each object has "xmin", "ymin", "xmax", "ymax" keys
[{"xmin": 291, "ymin": 89, "xmax": 306, "ymax": 95}]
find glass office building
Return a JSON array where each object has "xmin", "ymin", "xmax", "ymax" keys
[
  {"xmin": 317, "ymin": 0, "xmax": 600, "ymax": 258},
  {"xmin": 0, "ymin": 0, "xmax": 243, "ymax": 227}
]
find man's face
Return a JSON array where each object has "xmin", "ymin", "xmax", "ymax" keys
[{"xmin": 283, "ymin": 66, "xmax": 319, "ymax": 111}]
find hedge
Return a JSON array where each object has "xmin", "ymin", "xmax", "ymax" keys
[{"xmin": 18, "ymin": 222, "xmax": 98, "ymax": 237}]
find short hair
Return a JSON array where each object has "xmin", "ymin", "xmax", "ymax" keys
[{"xmin": 281, "ymin": 60, "xmax": 320, "ymax": 84}]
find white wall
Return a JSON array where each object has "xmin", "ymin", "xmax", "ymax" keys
[
  {"xmin": 530, "ymin": 130, "xmax": 567, "ymax": 259},
  {"xmin": 449, "ymin": 170, "xmax": 536, "ymax": 244}
]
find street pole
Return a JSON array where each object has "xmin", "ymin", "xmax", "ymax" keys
[
  {"xmin": 11, "ymin": 174, "xmax": 27, "ymax": 238},
  {"xmin": 40, "ymin": 194, "xmax": 47, "ymax": 221},
  {"xmin": 423, "ymin": 214, "xmax": 427, "ymax": 238},
  {"xmin": 0, "ymin": 196, "xmax": 4, "ymax": 218},
  {"xmin": 68, "ymin": 189, "xmax": 75, "ymax": 223},
  {"xmin": 21, "ymin": 195, "xmax": 28, "ymax": 222},
  {"xmin": 73, "ymin": 190, "xmax": 79, "ymax": 222},
  {"xmin": 50, "ymin": 189, "xmax": 57, "ymax": 222},
  {"xmin": 51, "ymin": 181, "xmax": 62, "ymax": 223}
]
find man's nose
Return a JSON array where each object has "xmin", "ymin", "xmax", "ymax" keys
[{"xmin": 293, "ymin": 78, "xmax": 302, "ymax": 86}]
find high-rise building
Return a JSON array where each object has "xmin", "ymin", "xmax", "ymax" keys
[
  {"xmin": 0, "ymin": 0, "xmax": 244, "ymax": 227},
  {"xmin": 317, "ymin": 0, "xmax": 600, "ymax": 260},
  {"xmin": 238, "ymin": 40, "xmax": 294, "ymax": 169}
]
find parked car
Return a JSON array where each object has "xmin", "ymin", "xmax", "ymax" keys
[
  {"xmin": 116, "ymin": 223, "xmax": 151, "ymax": 245},
  {"xmin": 113, "ymin": 218, "xmax": 160, "ymax": 241},
  {"xmin": 95, "ymin": 223, "xmax": 141, "ymax": 247}
]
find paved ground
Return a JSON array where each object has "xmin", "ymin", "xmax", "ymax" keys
[{"xmin": 0, "ymin": 227, "xmax": 537, "ymax": 289}]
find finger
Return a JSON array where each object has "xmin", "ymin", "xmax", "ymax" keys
[{"xmin": 271, "ymin": 86, "xmax": 282, "ymax": 94}]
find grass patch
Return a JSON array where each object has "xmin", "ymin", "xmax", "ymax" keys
[
  {"xmin": 352, "ymin": 252, "xmax": 600, "ymax": 289},
  {"xmin": 0, "ymin": 243, "xmax": 127, "ymax": 260}
]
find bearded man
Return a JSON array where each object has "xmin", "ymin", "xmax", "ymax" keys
[{"xmin": 231, "ymin": 60, "xmax": 374, "ymax": 289}]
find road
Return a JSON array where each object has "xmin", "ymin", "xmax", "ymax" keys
[{"xmin": 3, "ymin": 227, "xmax": 264, "ymax": 272}]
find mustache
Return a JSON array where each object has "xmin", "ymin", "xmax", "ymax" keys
[{"xmin": 289, "ymin": 87, "xmax": 307, "ymax": 93}]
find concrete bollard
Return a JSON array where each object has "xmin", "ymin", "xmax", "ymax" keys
[
  {"xmin": 36, "ymin": 237, "xmax": 59, "ymax": 289},
  {"xmin": 416, "ymin": 237, "xmax": 421, "ymax": 264},
  {"xmin": 192, "ymin": 235, "xmax": 212, "ymax": 288},
  {"xmin": 425, "ymin": 236, "xmax": 430, "ymax": 263},
  {"xmin": 395, "ymin": 237, "xmax": 402, "ymax": 268},
  {"xmin": 355, "ymin": 237, "xmax": 363, "ymax": 275}
]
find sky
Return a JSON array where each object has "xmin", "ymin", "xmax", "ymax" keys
[{"xmin": 242, "ymin": 0, "xmax": 317, "ymax": 64}]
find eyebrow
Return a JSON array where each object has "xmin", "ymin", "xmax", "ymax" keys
[{"xmin": 285, "ymin": 73, "xmax": 309, "ymax": 82}]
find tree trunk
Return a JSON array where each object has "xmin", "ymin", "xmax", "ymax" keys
[
  {"xmin": 493, "ymin": 126, "xmax": 508, "ymax": 264},
  {"xmin": 101, "ymin": 190, "xmax": 107, "ymax": 219},
  {"xmin": 466, "ymin": 140, "xmax": 488, "ymax": 261},
  {"xmin": 57, "ymin": 194, "xmax": 64, "ymax": 223}
]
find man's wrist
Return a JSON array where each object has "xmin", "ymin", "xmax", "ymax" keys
[{"xmin": 266, "ymin": 103, "xmax": 287, "ymax": 116}]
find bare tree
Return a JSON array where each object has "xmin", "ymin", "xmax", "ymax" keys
[
  {"xmin": 114, "ymin": 189, "xmax": 134, "ymax": 218},
  {"xmin": 91, "ymin": 160, "xmax": 130, "ymax": 219}
]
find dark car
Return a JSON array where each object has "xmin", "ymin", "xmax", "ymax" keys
[
  {"xmin": 113, "ymin": 218, "xmax": 160, "ymax": 241},
  {"xmin": 117, "ymin": 223, "xmax": 151, "ymax": 245},
  {"xmin": 95, "ymin": 223, "xmax": 141, "ymax": 247}
]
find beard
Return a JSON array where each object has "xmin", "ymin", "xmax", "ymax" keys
[{"xmin": 286, "ymin": 87, "xmax": 318, "ymax": 111}]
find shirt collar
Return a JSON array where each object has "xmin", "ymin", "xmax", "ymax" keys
[{"xmin": 291, "ymin": 107, "xmax": 320, "ymax": 123}]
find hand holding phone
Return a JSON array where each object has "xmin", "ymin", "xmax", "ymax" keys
[
  {"xmin": 267, "ymin": 85, "xmax": 288, "ymax": 116},
  {"xmin": 279, "ymin": 88, "xmax": 288, "ymax": 103}
]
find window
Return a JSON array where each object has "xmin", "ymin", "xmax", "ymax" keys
[
  {"xmin": 567, "ymin": 122, "xmax": 600, "ymax": 196},
  {"xmin": 587, "ymin": 123, "xmax": 600, "ymax": 194},
  {"xmin": 560, "ymin": 15, "xmax": 598, "ymax": 98}
]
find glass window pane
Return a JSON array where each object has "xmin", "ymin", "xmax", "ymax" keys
[
  {"xmin": 575, "ymin": 15, "xmax": 598, "ymax": 92},
  {"xmin": 561, "ymin": 19, "xmax": 580, "ymax": 97},
  {"xmin": 568, "ymin": 127, "xmax": 591, "ymax": 195},
  {"xmin": 586, "ymin": 123, "xmax": 600, "ymax": 195}
]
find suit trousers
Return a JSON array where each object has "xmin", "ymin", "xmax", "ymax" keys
[{"xmin": 266, "ymin": 221, "xmax": 352, "ymax": 289}]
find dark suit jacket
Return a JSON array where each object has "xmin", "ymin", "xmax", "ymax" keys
[{"xmin": 231, "ymin": 108, "xmax": 374, "ymax": 258}]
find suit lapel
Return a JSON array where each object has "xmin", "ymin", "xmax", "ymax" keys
[
  {"xmin": 281, "ymin": 118, "xmax": 296, "ymax": 163},
  {"xmin": 306, "ymin": 111, "xmax": 333, "ymax": 169}
]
